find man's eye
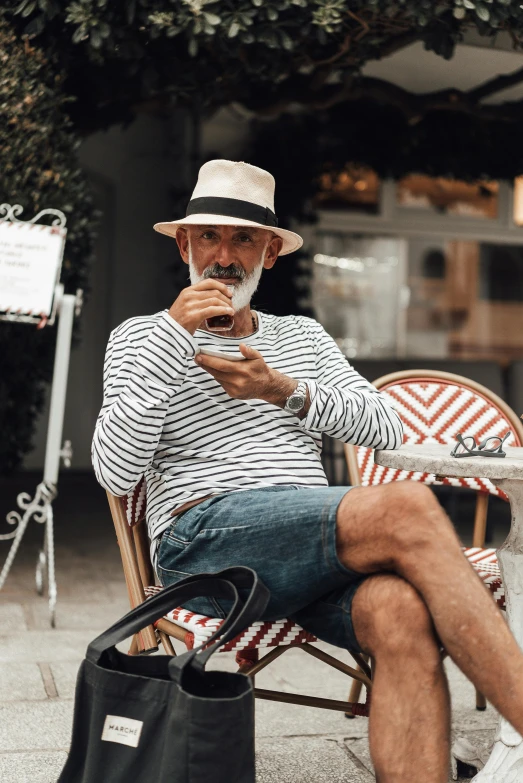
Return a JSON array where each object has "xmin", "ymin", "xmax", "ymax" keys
[
  {"xmin": 237, "ymin": 235, "xmax": 252, "ymax": 242},
  {"xmin": 201, "ymin": 231, "xmax": 216, "ymax": 240}
]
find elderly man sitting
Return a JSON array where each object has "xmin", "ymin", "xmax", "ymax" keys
[{"xmin": 92, "ymin": 160, "xmax": 523, "ymax": 783}]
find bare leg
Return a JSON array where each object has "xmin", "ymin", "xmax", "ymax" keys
[
  {"xmin": 337, "ymin": 482, "xmax": 523, "ymax": 737},
  {"xmin": 352, "ymin": 573, "xmax": 450, "ymax": 783}
]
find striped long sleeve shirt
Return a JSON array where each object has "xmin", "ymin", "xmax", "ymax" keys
[{"xmin": 92, "ymin": 309, "xmax": 403, "ymax": 556}]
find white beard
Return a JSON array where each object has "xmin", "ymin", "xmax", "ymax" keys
[{"xmin": 188, "ymin": 246, "xmax": 265, "ymax": 312}]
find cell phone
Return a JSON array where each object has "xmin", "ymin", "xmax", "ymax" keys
[{"xmin": 195, "ymin": 347, "xmax": 247, "ymax": 362}]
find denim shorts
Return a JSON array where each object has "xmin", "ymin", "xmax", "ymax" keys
[{"xmin": 156, "ymin": 485, "xmax": 367, "ymax": 653}]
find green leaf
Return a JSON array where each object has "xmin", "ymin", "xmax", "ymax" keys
[
  {"xmin": 21, "ymin": 1, "xmax": 37, "ymax": 17},
  {"xmin": 203, "ymin": 12, "xmax": 221, "ymax": 25},
  {"xmin": 280, "ymin": 29, "xmax": 293, "ymax": 50},
  {"xmin": 188, "ymin": 36, "xmax": 198, "ymax": 55},
  {"xmin": 228, "ymin": 21, "xmax": 240, "ymax": 37},
  {"xmin": 24, "ymin": 13, "xmax": 46, "ymax": 35},
  {"xmin": 463, "ymin": 0, "xmax": 475, "ymax": 8},
  {"xmin": 90, "ymin": 28, "xmax": 102, "ymax": 49},
  {"xmin": 453, "ymin": 6, "xmax": 466, "ymax": 18},
  {"xmin": 476, "ymin": 5, "xmax": 490, "ymax": 20},
  {"xmin": 71, "ymin": 27, "xmax": 86, "ymax": 43}
]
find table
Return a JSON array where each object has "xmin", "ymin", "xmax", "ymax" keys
[{"xmin": 375, "ymin": 443, "xmax": 523, "ymax": 783}]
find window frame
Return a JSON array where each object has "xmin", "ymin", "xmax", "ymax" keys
[{"xmin": 317, "ymin": 180, "xmax": 523, "ymax": 246}]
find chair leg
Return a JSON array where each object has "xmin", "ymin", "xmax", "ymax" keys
[
  {"xmin": 346, "ymin": 654, "xmax": 369, "ymax": 719},
  {"xmin": 158, "ymin": 630, "xmax": 176, "ymax": 655},
  {"xmin": 475, "ymin": 690, "xmax": 487, "ymax": 711},
  {"xmin": 472, "ymin": 493, "xmax": 489, "ymax": 549},
  {"xmin": 128, "ymin": 634, "xmax": 140, "ymax": 656}
]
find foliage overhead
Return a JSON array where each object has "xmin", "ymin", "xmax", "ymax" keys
[
  {"xmin": 0, "ymin": 11, "xmax": 96, "ymax": 474},
  {"xmin": 6, "ymin": 1, "xmax": 523, "ymax": 130}
]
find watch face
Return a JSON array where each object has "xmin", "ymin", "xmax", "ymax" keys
[{"xmin": 288, "ymin": 394, "xmax": 306, "ymax": 411}]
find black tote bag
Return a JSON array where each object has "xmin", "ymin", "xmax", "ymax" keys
[{"xmin": 58, "ymin": 567, "xmax": 270, "ymax": 783}]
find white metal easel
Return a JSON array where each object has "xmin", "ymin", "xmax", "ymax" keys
[{"xmin": 0, "ymin": 204, "xmax": 83, "ymax": 627}]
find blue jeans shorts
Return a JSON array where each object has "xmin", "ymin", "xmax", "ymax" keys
[{"xmin": 156, "ymin": 485, "xmax": 367, "ymax": 653}]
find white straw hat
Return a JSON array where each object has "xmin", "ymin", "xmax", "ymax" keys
[{"xmin": 153, "ymin": 159, "xmax": 303, "ymax": 256}]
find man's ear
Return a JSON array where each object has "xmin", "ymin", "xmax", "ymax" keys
[
  {"xmin": 263, "ymin": 234, "xmax": 283, "ymax": 269},
  {"xmin": 176, "ymin": 228, "xmax": 189, "ymax": 265}
]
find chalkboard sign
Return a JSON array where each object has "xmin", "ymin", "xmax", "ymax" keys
[{"xmin": 0, "ymin": 211, "xmax": 66, "ymax": 321}]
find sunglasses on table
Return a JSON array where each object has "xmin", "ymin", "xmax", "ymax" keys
[{"xmin": 450, "ymin": 431, "xmax": 512, "ymax": 459}]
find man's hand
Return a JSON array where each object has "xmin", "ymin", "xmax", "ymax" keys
[
  {"xmin": 195, "ymin": 343, "xmax": 298, "ymax": 405},
  {"xmin": 168, "ymin": 280, "xmax": 234, "ymax": 335}
]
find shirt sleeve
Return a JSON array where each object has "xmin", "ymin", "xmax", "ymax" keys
[
  {"xmin": 91, "ymin": 311, "xmax": 198, "ymax": 495},
  {"xmin": 298, "ymin": 319, "xmax": 404, "ymax": 449}
]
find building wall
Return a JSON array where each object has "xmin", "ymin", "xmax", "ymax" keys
[{"xmin": 25, "ymin": 112, "xmax": 189, "ymax": 470}]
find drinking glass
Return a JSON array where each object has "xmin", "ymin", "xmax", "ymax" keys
[{"xmin": 205, "ymin": 284, "xmax": 235, "ymax": 332}]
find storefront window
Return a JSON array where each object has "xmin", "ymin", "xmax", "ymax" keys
[
  {"xmin": 408, "ymin": 239, "xmax": 523, "ymax": 363},
  {"xmin": 396, "ymin": 175, "xmax": 498, "ymax": 220},
  {"xmin": 314, "ymin": 233, "xmax": 523, "ymax": 364},
  {"xmin": 312, "ymin": 234, "xmax": 407, "ymax": 358}
]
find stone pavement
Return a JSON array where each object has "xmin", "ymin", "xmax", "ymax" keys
[{"xmin": 0, "ymin": 473, "xmax": 506, "ymax": 782}]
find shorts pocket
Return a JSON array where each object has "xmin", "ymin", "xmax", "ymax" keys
[{"xmin": 155, "ymin": 566, "xmax": 227, "ymax": 619}]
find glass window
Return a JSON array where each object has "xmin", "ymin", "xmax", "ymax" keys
[
  {"xmin": 397, "ymin": 175, "xmax": 498, "ymax": 220},
  {"xmin": 312, "ymin": 233, "xmax": 407, "ymax": 358},
  {"xmin": 405, "ymin": 239, "xmax": 523, "ymax": 362},
  {"xmin": 315, "ymin": 165, "xmax": 380, "ymax": 214},
  {"xmin": 312, "ymin": 233, "xmax": 523, "ymax": 365},
  {"xmin": 480, "ymin": 245, "xmax": 523, "ymax": 302}
]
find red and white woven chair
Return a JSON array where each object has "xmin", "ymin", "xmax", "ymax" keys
[
  {"xmin": 107, "ymin": 484, "xmax": 372, "ymax": 718},
  {"xmin": 343, "ymin": 368, "xmax": 523, "ymax": 711}
]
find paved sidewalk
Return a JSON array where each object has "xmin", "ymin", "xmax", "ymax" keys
[{"xmin": 0, "ymin": 473, "xmax": 502, "ymax": 782}]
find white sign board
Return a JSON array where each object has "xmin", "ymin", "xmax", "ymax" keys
[{"xmin": 0, "ymin": 221, "xmax": 66, "ymax": 317}]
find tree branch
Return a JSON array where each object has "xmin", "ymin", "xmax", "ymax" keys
[
  {"xmin": 468, "ymin": 65, "xmax": 523, "ymax": 103},
  {"xmin": 238, "ymin": 73, "xmax": 523, "ymax": 123}
]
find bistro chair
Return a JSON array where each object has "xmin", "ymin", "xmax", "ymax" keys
[
  {"xmin": 344, "ymin": 368, "xmax": 523, "ymax": 713},
  {"xmin": 107, "ymin": 485, "xmax": 373, "ymax": 717}
]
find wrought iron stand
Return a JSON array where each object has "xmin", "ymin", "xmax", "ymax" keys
[{"xmin": 0, "ymin": 204, "xmax": 82, "ymax": 626}]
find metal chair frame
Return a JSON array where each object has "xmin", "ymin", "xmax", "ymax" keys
[{"xmin": 343, "ymin": 368, "xmax": 523, "ymax": 712}]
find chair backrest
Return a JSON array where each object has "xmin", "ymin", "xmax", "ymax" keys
[{"xmin": 345, "ymin": 369, "xmax": 523, "ymax": 499}]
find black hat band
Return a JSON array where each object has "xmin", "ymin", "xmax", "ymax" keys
[{"xmin": 186, "ymin": 196, "xmax": 278, "ymax": 227}]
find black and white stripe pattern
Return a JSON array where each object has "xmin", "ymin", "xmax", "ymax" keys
[{"xmin": 92, "ymin": 310, "xmax": 403, "ymax": 557}]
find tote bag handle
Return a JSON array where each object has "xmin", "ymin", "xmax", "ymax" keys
[{"xmin": 87, "ymin": 567, "xmax": 269, "ymax": 665}]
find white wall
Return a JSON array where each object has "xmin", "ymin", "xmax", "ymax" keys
[{"xmin": 25, "ymin": 112, "xmax": 189, "ymax": 470}]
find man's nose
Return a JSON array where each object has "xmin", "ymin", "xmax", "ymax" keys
[{"xmin": 213, "ymin": 238, "xmax": 235, "ymax": 266}]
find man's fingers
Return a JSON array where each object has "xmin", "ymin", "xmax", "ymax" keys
[
  {"xmin": 240, "ymin": 343, "xmax": 262, "ymax": 360},
  {"xmin": 192, "ymin": 279, "xmax": 234, "ymax": 297},
  {"xmin": 188, "ymin": 290, "xmax": 234, "ymax": 307}
]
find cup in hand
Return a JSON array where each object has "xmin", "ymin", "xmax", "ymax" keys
[{"xmin": 205, "ymin": 284, "xmax": 235, "ymax": 332}]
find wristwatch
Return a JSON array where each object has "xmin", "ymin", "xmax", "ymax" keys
[{"xmin": 284, "ymin": 380, "xmax": 307, "ymax": 414}]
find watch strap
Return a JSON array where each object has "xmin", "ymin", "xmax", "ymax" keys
[{"xmin": 284, "ymin": 380, "xmax": 307, "ymax": 412}]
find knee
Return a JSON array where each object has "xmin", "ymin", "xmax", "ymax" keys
[
  {"xmin": 353, "ymin": 574, "xmax": 439, "ymax": 660},
  {"xmin": 382, "ymin": 482, "xmax": 455, "ymax": 553}
]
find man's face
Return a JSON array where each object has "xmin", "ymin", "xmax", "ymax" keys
[{"xmin": 176, "ymin": 224, "xmax": 282, "ymax": 311}]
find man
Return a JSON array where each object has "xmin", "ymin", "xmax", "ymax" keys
[{"xmin": 93, "ymin": 160, "xmax": 523, "ymax": 782}]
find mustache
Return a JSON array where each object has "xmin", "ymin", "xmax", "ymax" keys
[{"xmin": 202, "ymin": 264, "xmax": 246, "ymax": 281}]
